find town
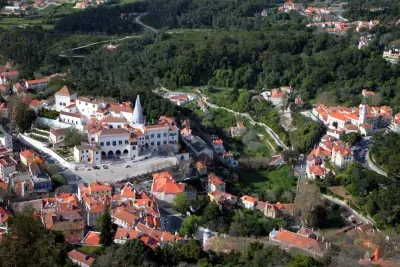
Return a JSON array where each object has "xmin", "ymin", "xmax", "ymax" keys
[{"xmin": 0, "ymin": 0, "xmax": 400, "ymax": 266}]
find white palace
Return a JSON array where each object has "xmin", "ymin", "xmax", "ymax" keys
[{"xmin": 54, "ymin": 86, "xmax": 179, "ymax": 162}]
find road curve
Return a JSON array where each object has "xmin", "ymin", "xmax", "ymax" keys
[{"xmin": 135, "ymin": 13, "xmax": 159, "ymax": 33}]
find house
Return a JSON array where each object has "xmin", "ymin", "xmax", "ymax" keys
[
  {"xmin": 0, "ymin": 103, "xmax": 9, "ymax": 118},
  {"xmin": 25, "ymin": 77, "xmax": 50, "ymax": 90},
  {"xmin": 81, "ymin": 231, "xmax": 101, "ymax": 246},
  {"xmin": 383, "ymin": 44, "xmax": 400, "ymax": 63},
  {"xmin": 207, "ymin": 173, "xmax": 225, "ymax": 193},
  {"xmin": 84, "ymin": 182, "xmax": 112, "ymax": 197},
  {"xmin": 180, "ymin": 134, "xmax": 214, "ymax": 161},
  {"xmin": 208, "ymin": 190, "xmax": 237, "ymax": 208},
  {"xmin": 74, "ymin": 144, "xmax": 102, "ymax": 166},
  {"xmin": 331, "ymin": 144, "xmax": 353, "ymax": 169},
  {"xmin": 269, "ymin": 229, "xmax": 330, "ymax": 258},
  {"xmin": 114, "ymin": 228, "xmax": 142, "ymax": 244},
  {"xmin": 307, "ymin": 165, "xmax": 327, "ymax": 179},
  {"xmin": 111, "ymin": 210, "xmax": 139, "ymax": 229},
  {"xmin": 20, "ymin": 149, "xmax": 37, "ymax": 166},
  {"xmin": 49, "ymin": 128, "xmax": 70, "ymax": 144},
  {"xmin": 261, "ymin": 89, "xmax": 289, "ymax": 108},
  {"xmin": 195, "ymin": 161, "xmax": 208, "ymax": 176},
  {"xmin": 362, "ymin": 89, "xmax": 375, "ymax": 98},
  {"xmin": 43, "ymin": 211, "xmax": 85, "ymax": 244},
  {"xmin": 151, "ymin": 172, "xmax": 185, "ymax": 204},
  {"xmin": 268, "ymin": 154, "xmax": 285, "ymax": 166},
  {"xmin": 239, "ymin": 195, "xmax": 258, "ymax": 209},
  {"xmin": 0, "ymin": 156, "xmax": 17, "ymax": 180},
  {"xmin": 68, "ymin": 249, "xmax": 96, "ymax": 267},
  {"xmin": 230, "ymin": 121, "xmax": 247, "ymax": 137},
  {"xmin": 263, "ymin": 202, "xmax": 294, "ymax": 219}
]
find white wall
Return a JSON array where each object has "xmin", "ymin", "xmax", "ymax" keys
[{"xmin": 18, "ymin": 133, "xmax": 74, "ymax": 168}]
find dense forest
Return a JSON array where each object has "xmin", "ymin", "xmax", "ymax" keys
[
  {"xmin": 343, "ymin": 0, "xmax": 400, "ymax": 22},
  {"xmin": 370, "ymin": 132, "xmax": 400, "ymax": 177}
]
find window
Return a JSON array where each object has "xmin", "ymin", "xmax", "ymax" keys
[
  {"xmin": 91, "ymin": 138, "xmax": 95, "ymax": 142},
  {"xmin": 151, "ymin": 134, "xmax": 154, "ymax": 138},
  {"xmin": 59, "ymin": 102, "xmax": 62, "ymax": 105},
  {"xmin": 132, "ymin": 146, "xmax": 136, "ymax": 150},
  {"xmin": 164, "ymin": 133, "xmax": 167, "ymax": 137},
  {"xmin": 96, "ymin": 152, "xmax": 99, "ymax": 154},
  {"xmin": 113, "ymin": 141, "xmax": 117, "ymax": 146},
  {"xmin": 157, "ymin": 142, "xmax": 160, "ymax": 146},
  {"xmin": 151, "ymin": 142, "xmax": 154, "ymax": 146},
  {"xmin": 157, "ymin": 134, "xmax": 161, "ymax": 138},
  {"xmin": 117, "ymin": 125, "xmax": 121, "ymax": 128},
  {"xmin": 106, "ymin": 142, "xmax": 110, "ymax": 146},
  {"xmin": 93, "ymin": 104, "xmax": 95, "ymax": 108},
  {"xmin": 125, "ymin": 140, "xmax": 129, "ymax": 144},
  {"xmin": 118, "ymin": 140, "xmax": 122, "ymax": 145},
  {"xmin": 100, "ymin": 142, "xmax": 104, "ymax": 146},
  {"xmin": 85, "ymin": 103, "xmax": 88, "ymax": 106},
  {"xmin": 164, "ymin": 141, "xmax": 167, "ymax": 145}
]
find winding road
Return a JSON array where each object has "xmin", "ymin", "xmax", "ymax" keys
[{"xmin": 135, "ymin": 12, "xmax": 159, "ymax": 33}]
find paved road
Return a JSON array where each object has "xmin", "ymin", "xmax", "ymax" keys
[
  {"xmin": 135, "ymin": 12, "xmax": 159, "ymax": 33},
  {"xmin": 322, "ymin": 194, "xmax": 372, "ymax": 225},
  {"xmin": 68, "ymin": 156, "xmax": 178, "ymax": 183},
  {"xmin": 354, "ymin": 137, "xmax": 387, "ymax": 177},
  {"xmin": 158, "ymin": 86, "xmax": 288, "ymax": 150}
]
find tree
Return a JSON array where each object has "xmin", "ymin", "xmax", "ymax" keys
[
  {"xmin": 64, "ymin": 128, "xmax": 83, "ymax": 147},
  {"xmin": 287, "ymin": 254, "xmax": 321, "ymax": 267},
  {"xmin": 294, "ymin": 180, "xmax": 322, "ymax": 227},
  {"xmin": 201, "ymin": 202, "xmax": 221, "ymax": 229},
  {"xmin": 94, "ymin": 239, "xmax": 154, "ymax": 267},
  {"xmin": 172, "ymin": 192, "xmax": 190, "ymax": 214},
  {"xmin": 14, "ymin": 101, "xmax": 36, "ymax": 133},
  {"xmin": 97, "ymin": 204, "xmax": 113, "ymax": 246},
  {"xmin": 0, "ymin": 214, "xmax": 67, "ymax": 267},
  {"xmin": 179, "ymin": 215, "xmax": 201, "ymax": 237},
  {"xmin": 332, "ymin": 121, "xmax": 338, "ymax": 129},
  {"xmin": 179, "ymin": 239, "xmax": 205, "ymax": 262}
]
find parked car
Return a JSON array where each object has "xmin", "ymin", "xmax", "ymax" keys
[
  {"xmin": 93, "ymin": 166, "xmax": 100, "ymax": 170},
  {"xmin": 124, "ymin": 164, "xmax": 131, "ymax": 168},
  {"xmin": 103, "ymin": 165, "xmax": 109, "ymax": 169}
]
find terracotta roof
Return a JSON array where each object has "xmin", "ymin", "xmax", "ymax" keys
[
  {"xmin": 240, "ymin": 195, "xmax": 258, "ymax": 203},
  {"xmin": 273, "ymin": 230, "xmax": 327, "ymax": 254},
  {"xmin": 328, "ymin": 112, "xmax": 349, "ymax": 122},
  {"xmin": 121, "ymin": 183, "xmax": 136, "ymax": 198},
  {"xmin": 68, "ymin": 250, "xmax": 96, "ymax": 266},
  {"xmin": 56, "ymin": 85, "xmax": 75, "ymax": 96},
  {"xmin": 107, "ymin": 103, "xmax": 132, "ymax": 113},
  {"xmin": 82, "ymin": 231, "xmax": 101, "ymax": 246},
  {"xmin": 114, "ymin": 228, "xmax": 142, "ymax": 240},
  {"xmin": 112, "ymin": 210, "xmax": 138, "ymax": 225},
  {"xmin": 27, "ymin": 77, "xmax": 50, "ymax": 85},
  {"xmin": 101, "ymin": 116, "xmax": 127, "ymax": 123},
  {"xmin": 270, "ymin": 89, "xmax": 288, "ymax": 99},
  {"xmin": 20, "ymin": 149, "xmax": 36, "ymax": 159},
  {"xmin": 90, "ymin": 182, "xmax": 112, "ymax": 193},
  {"xmin": 195, "ymin": 161, "xmax": 206, "ymax": 169},
  {"xmin": 309, "ymin": 165, "xmax": 326, "ymax": 176},
  {"xmin": 29, "ymin": 99, "xmax": 41, "ymax": 107},
  {"xmin": 60, "ymin": 111, "xmax": 82, "ymax": 119},
  {"xmin": 152, "ymin": 172, "xmax": 185, "ymax": 194},
  {"xmin": 208, "ymin": 174, "xmax": 225, "ymax": 186},
  {"xmin": 144, "ymin": 124, "xmax": 169, "ymax": 130},
  {"xmin": 96, "ymin": 128, "xmax": 130, "ymax": 137}
]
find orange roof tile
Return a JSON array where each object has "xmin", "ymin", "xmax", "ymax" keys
[
  {"xmin": 208, "ymin": 173, "xmax": 225, "ymax": 186},
  {"xmin": 56, "ymin": 85, "xmax": 75, "ymax": 96},
  {"xmin": 329, "ymin": 112, "xmax": 349, "ymax": 122},
  {"xmin": 20, "ymin": 149, "xmax": 36, "ymax": 159},
  {"xmin": 114, "ymin": 228, "xmax": 142, "ymax": 240},
  {"xmin": 274, "ymin": 230, "xmax": 326, "ymax": 253},
  {"xmin": 309, "ymin": 165, "xmax": 326, "ymax": 176},
  {"xmin": 112, "ymin": 210, "xmax": 138, "ymax": 225},
  {"xmin": 82, "ymin": 231, "xmax": 101, "ymax": 246},
  {"xmin": 68, "ymin": 250, "xmax": 96, "ymax": 266},
  {"xmin": 152, "ymin": 172, "xmax": 185, "ymax": 194},
  {"xmin": 240, "ymin": 195, "xmax": 258, "ymax": 203}
]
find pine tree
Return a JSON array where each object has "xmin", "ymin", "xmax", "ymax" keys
[{"xmin": 98, "ymin": 204, "xmax": 113, "ymax": 246}]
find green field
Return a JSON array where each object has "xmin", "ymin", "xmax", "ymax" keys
[
  {"xmin": 77, "ymin": 246, "xmax": 103, "ymax": 255},
  {"xmin": 239, "ymin": 165, "xmax": 296, "ymax": 192},
  {"xmin": 0, "ymin": 17, "xmax": 54, "ymax": 29}
]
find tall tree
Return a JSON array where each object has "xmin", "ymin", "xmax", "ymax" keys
[
  {"xmin": 0, "ymin": 214, "xmax": 67, "ymax": 267},
  {"xmin": 64, "ymin": 128, "xmax": 83, "ymax": 147},
  {"xmin": 14, "ymin": 101, "xmax": 36, "ymax": 133},
  {"xmin": 97, "ymin": 204, "xmax": 114, "ymax": 246},
  {"xmin": 172, "ymin": 192, "xmax": 190, "ymax": 214}
]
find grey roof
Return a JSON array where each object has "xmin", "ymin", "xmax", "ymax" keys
[{"xmin": 132, "ymin": 95, "xmax": 144, "ymax": 124}]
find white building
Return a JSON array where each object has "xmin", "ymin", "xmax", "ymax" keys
[
  {"xmin": 238, "ymin": 195, "xmax": 258, "ymax": 209},
  {"xmin": 111, "ymin": 210, "xmax": 138, "ymax": 229},
  {"xmin": 74, "ymin": 144, "xmax": 102, "ymax": 166},
  {"xmin": 0, "ymin": 156, "xmax": 17, "ymax": 181},
  {"xmin": 55, "ymin": 86, "xmax": 78, "ymax": 112}
]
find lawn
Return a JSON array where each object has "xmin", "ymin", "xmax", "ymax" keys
[
  {"xmin": 327, "ymin": 186, "xmax": 356, "ymax": 203},
  {"xmin": 77, "ymin": 246, "xmax": 103, "ymax": 255},
  {"xmin": 239, "ymin": 165, "xmax": 296, "ymax": 193}
]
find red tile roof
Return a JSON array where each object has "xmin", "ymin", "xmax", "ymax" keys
[
  {"xmin": 208, "ymin": 174, "xmax": 225, "ymax": 186},
  {"xmin": 240, "ymin": 195, "xmax": 258, "ymax": 203},
  {"xmin": 114, "ymin": 228, "xmax": 142, "ymax": 240},
  {"xmin": 152, "ymin": 172, "xmax": 185, "ymax": 194},
  {"xmin": 82, "ymin": 231, "xmax": 101, "ymax": 246},
  {"xmin": 271, "ymin": 89, "xmax": 288, "ymax": 99},
  {"xmin": 273, "ymin": 230, "xmax": 326, "ymax": 254},
  {"xmin": 68, "ymin": 250, "xmax": 96, "ymax": 266},
  {"xmin": 20, "ymin": 149, "xmax": 36, "ymax": 159}
]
